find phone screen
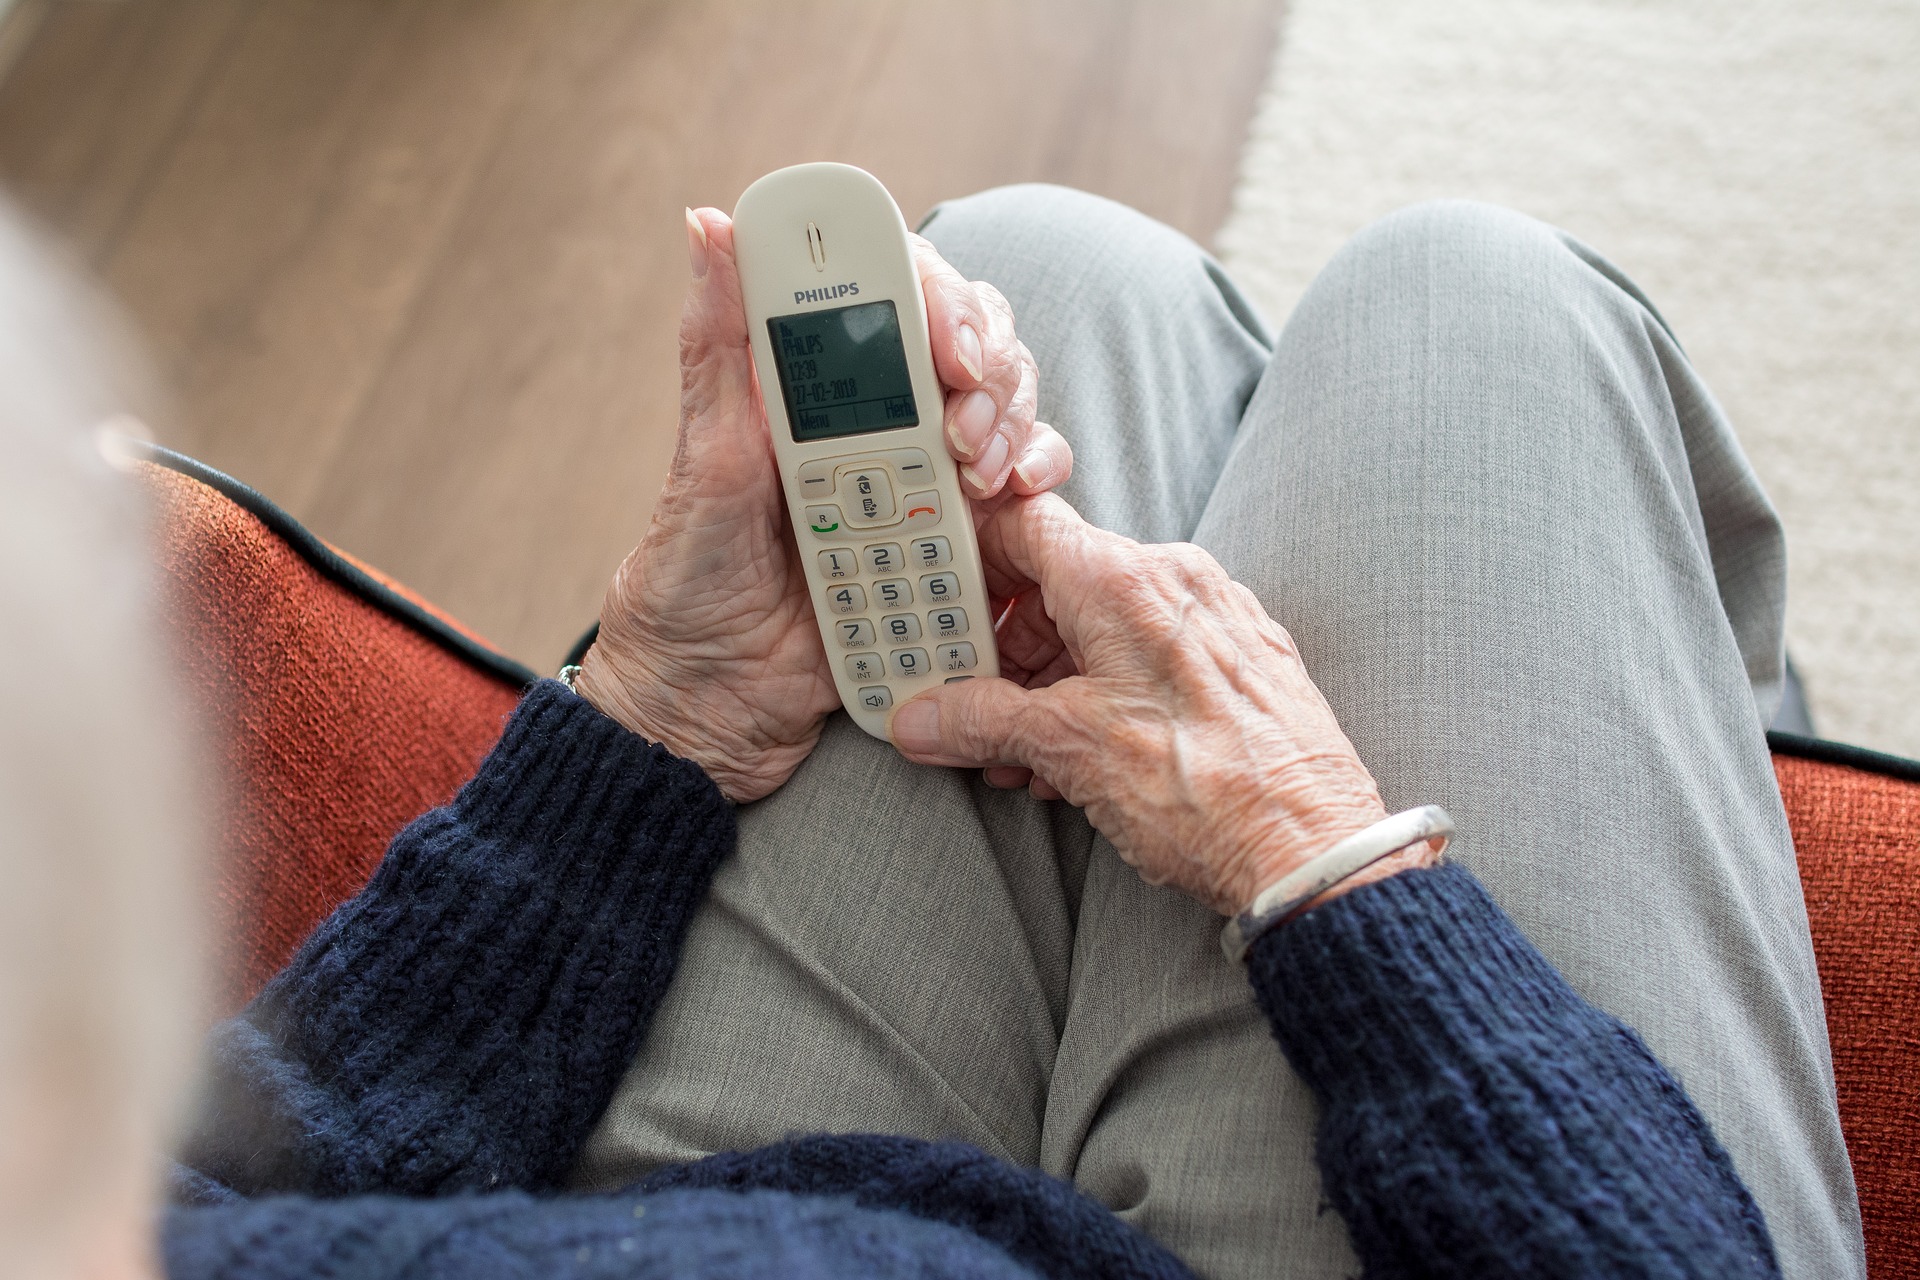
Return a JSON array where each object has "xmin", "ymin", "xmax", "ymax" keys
[{"xmin": 767, "ymin": 300, "xmax": 921, "ymax": 442}]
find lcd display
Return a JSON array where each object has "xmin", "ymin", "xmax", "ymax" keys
[{"xmin": 768, "ymin": 300, "xmax": 921, "ymax": 442}]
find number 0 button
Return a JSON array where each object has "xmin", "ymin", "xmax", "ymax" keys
[
  {"xmin": 919, "ymin": 572, "xmax": 960, "ymax": 602},
  {"xmin": 890, "ymin": 648, "xmax": 930, "ymax": 679}
]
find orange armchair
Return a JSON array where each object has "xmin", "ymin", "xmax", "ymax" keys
[{"xmin": 138, "ymin": 445, "xmax": 1919, "ymax": 1280}]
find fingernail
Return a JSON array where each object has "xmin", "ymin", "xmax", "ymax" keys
[
  {"xmin": 964, "ymin": 432, "xmax": 1011, "ymax": 490},
  {"xmin": 890, "ymin": 700, "xmax": 942, "ymax": 754},
  {"xmin": 954, "ymin": 323, "xmax": 983, "ymax": 382},
  {"xmin": 1013, "ymin": 446, "xmax": 1051, "ymax": 488},
  {"xmin": 685, "ymin": 208, "xmax": 709, "ymax": 279},
  {"xmin": 945, "ymin": 389, "xmax": 996, "ymax": 457}
]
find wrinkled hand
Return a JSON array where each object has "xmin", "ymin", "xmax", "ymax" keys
[
  {"xmin": 888, "ymin": 494, "xmax": 1421, "ymax": 915},
  {"xmin": 575, "ymin": 208, "xmax": 1071, "ymax": 802}
]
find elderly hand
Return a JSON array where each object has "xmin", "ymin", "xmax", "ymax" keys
[
  {"xmin": 575, "ymin": 208, "xmax": 1071, "ymax": 802},
  {"xmin": 887, "ymin": 494, "xmax": 1420, "ymax": 916}
]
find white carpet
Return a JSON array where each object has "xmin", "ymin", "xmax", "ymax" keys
[{"xmin": 1218, "ymin": 0, "xmax": 1920, "ymax": 757}]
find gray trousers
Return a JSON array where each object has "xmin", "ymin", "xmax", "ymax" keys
[{"xmin": 575, "ymin": 188, "xmax": 1865, "ymax": 1280}]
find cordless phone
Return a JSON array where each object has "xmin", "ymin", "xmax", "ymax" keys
[{"xmin": 732, "ymin": 163, "xmax": 999, "ymax": 739}]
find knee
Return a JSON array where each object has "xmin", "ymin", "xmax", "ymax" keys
[
  {"xmin": 919, "ymin": 184, "xmax": 1212, "ymax": 307},
  {"xmin": 1336, "ymin": 200, "xmax": 1568, "ymax": 295}
]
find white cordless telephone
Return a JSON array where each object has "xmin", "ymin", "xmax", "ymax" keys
[{"xmin": 732, "ymin": 162, "xmax": 1000, "ymax": 739}]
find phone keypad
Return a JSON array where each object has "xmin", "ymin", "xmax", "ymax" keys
[{"xmin": 797, "ymin": 448, "xmax": 981, "ymax": 713}]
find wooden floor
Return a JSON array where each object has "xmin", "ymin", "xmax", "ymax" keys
[{"xmin": 0, "ymin": 0, "xmax": 1282, "ymax": 669}]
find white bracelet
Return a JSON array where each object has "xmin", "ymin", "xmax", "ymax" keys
[{"xmin": 1220, "ymin": 804, "xmax": 1454, "ymax": 962}]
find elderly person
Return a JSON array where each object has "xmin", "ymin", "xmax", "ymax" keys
[{"xmin": 5, "ymin": 184, "xmax": 1861, "ymax": 1276}]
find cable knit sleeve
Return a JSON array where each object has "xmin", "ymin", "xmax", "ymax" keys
[
  {"xmin": 1247, "ymin": 861, "xmax": 1781, "ymax": 1279},
  {"xmin": 176, "ymin": 679, "xmax": 735, "ymax": 1199}
]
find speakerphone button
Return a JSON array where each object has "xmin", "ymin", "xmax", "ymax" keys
[
  {"xmin": 858, "ymin": 685, "xmax": 894, "ymax": 711},
  {"xmin": 919, "ymin": 572, "xmax": 961, "ymax": 603},
  {"xmin": 902, "ymin": 491, "xmax": 942, "ymax": 530},
  {"xmin": 890, "ymin": 648, "xmax": 930, "ymax": 679},
  {"xmin": 836, "ymin": 468, "xmax": 897, "ymax": 527},
  {"xmin": 845, "ymin": 653, "xmax": 884, "ymax": 683},
  {"xmin": 835, "ymin": 618, "xmax": 876, "ymax": 649},
  {"xmin": 804, "ymin": 505, "xmax": 845, "ymax": 539}
]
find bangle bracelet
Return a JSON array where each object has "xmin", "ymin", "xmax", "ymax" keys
[{"xmin": 1220, "ymin": 804, "xmax": 1454, "ymax": 963}]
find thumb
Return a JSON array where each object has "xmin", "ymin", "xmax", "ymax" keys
[
  {"xmin": 888, "ymin": 676, "xmax": 1055, "ymax": 770},
  {"xmin": 678, "ymin": 207, "xmax": 758, "ymax": 432}
]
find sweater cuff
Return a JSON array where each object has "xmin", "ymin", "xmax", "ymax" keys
[
  {"xmin": 1246, "ymin": 861, "xmax": 1597, "ymax": 1101},
  {"xmin": 454, "ymin": 678, "xmax": 732, "ymax": 852}
]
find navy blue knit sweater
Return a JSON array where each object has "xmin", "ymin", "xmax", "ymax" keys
[{"xmin": 164, "ymin": 681, "xmax": 1780, "ymax": 1279}]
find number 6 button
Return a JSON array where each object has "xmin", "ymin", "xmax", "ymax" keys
[{"xmin": 919, "ymin": 572, "xmax": 960, "ymax": 602}]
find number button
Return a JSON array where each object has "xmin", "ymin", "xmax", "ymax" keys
[
  {"xmin": 836, "ymin": 467, "xmax": 897, "ymax": 527},
  {"xmin": 872, "ymin": 578, "xmax": 912, "ymax": 608},
  {"xmin": 864, "ymin": 543, "xmax": 904, "ymax": 574},
  {"xmin": 818, "ymin": 548, "xmax": 857, "ymax": 580},
  {"xmin": 909, "ymin": 536, "xmax": 952, "ymax": 568},
  {"xmin": 804, "ymin": 504, "xmax": 844, "ymax": 539},
  {"xmin": 836, "ymin": 619, "xmax": 876, "ymax": 649},
  {"xmin": 845, "ymin": 653, "xmax": 884, "ymax": 683},
  {"xmin": 919, "ymin": 572, "xmax": 960, "ymax": 602},
  {"xmin": 857, "ymin": 686, "xmax": 894, "ymax": 711},
  {"xmin": 935, "ymin": 641, "xmax": 978, "ymax": 674},
  {"xmin": 880, "ymin": 613, "xmax": 922, "ymax": 643},
  {"xmin": 890, "ymin": 648, "xmax": 930, "ymax": 679},
  {"xmin": 928, "ymin": 607, "xmax": 968, "ymax": 638},
  {"xmin": 825, "ymin": 583, "xmax": 866, "ymax": 615}
]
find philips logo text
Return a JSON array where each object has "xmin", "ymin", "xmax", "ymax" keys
[{"xmin": 795, "ymin": 282, "xmax": 860, "ymax": 304}]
